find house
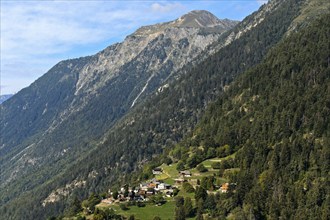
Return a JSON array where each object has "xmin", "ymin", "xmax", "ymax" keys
[
  {"xmin": 133, "ymin": 187, "xmax": 140, "ymax": 194},
  {"xmin": 155, "ymin": 183, "xmax": 171, "ymax": 191},
  {"xmin": 140, "ymin": 183, "xmax": 148, "ymax": 191},
  {"xmin": 146, "ymin": 188, "xmax": 155, "ymax": 196},
  {"xmin": 165, "ymin": 191, "xmax": 173, "ymax": 197},
  {"xmin": 138, "ymin": 190, "xmax": 147, "ymax": 196},
  {"xmin": 101, "ymin": 198, "xmax": 113, "ymax": 204},
  {"xmin": 163, "ymin": 183, "xmax": 171, "ymax": 189},
  {"xmin": 179, "ymin": 170, "xmax": 191, "ymax": 177},
  {"xmin": 174, "ymin": 178, "xmax": 187, "ymax": 184},
  {"xmin": 220, "ymin": 183, "xmax": 229, "ymax": 193},
  {"xmin": 152, "ymin": 167, "xmax": 163, "ymax": 175},
  {"xmin": 134, "ymin": 194, "xmax": 144, "ymax": 201}
]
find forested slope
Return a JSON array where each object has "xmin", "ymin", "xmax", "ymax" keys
[
  {"xmin": 180, "ymin": 13, "xmax": 330, "ymax": 219},
  {"xmin": 1, "ymin": 0, "xmax": 328, "ymax": 219},
  {"xmin": 70, "ymin": 0, "xmax": 304, "ymax": 189}
]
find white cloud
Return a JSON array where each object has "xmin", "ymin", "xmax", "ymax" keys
[
  {"xmin": 256, "ymin": 0, "xmax": 269, "ymax": 5},
  {"xmin": 0, "ymin": 1, "xmax": 155, "ymax": 94},
  {"xmin": 0, "ymin": 0, "xmax": 260, "ymax": 94},
  {"xmin": 151, "ymin": 2, "xmax": 185, "ymax": 13}
]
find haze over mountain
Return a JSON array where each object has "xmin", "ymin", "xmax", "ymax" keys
[
  {"xmin": 0, "ymin": 94, "xmax": 13, "ymax": 104},
  {"xmin": 0, "ymin": 0, "xmax": 329, "ymax": 219}
]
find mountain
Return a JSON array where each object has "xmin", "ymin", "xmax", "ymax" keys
[
  {"xmin": 0, "ymin": 10, "xmax": 236, "ymax": 157},
  {"xmin": 0, "ymin": 94, "xmax": 13, "ymax": 104},
  {"xmin": 176, "ymin": 13, "xmax": 329, "ymax": 219},
  {"xmin": 1, "ymin": 0, "xmax": 329, "ymax": 219},
  {"xmin": 0, "ymin": 10, "xmax": 236, "ymax": 179},
  {"xmin": 0, "ymin": 10, "xmax": 237, "ymax": 219}
]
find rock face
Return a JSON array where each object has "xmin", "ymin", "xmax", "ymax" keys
[
  {"xmin": 0, "ymin": 11, "xmax": 237, "ymax": 189},
  {"xmin": 74, "ymin": 10, "xmax": 238, "ymax": 101}
]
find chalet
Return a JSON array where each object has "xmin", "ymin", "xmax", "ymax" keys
[
  {"xmin": 148, "ymin": 183, "xmax": 155, "ymax": 188},
  {"xmin": 179, "ymin": 170, "xmax": 191, "ymax": 177},
  {"xmin": 220, "ymin": 183, "xmax": 229, "ymax": 193},
  {"xmin": 139, "ymin": 190, "xmax": 147, "ymax": 196},
  {"xmin": 165, "ymin": 191, "xmax": 173, "ymax": 197},
  {"xmin": 101, "ymin": 198, "xmax": 113, "ymax": 204},
  {"xmin": 134, "ymin": 194, "xmax": 144, "ymax": 201},
  {"xmin": 174, "ymin": 178, "xmax": 187, "ymax": 184},
  {"xmin": 152, "ymin": 167, "xmax": 163, "ymax": 175},
  {"xmin": 140, "ymin": 183, "xmax": 148, "ymax": 191},
  {"xmin": 146, "ymin": 188, "xmax": 155, "ymax": 196},
  {"xmin": 133, "ymin": 187, "xmax": 140, "ymax": 194},
  {"xmin": 155, "ymin": 183, "xmax": 171, "ymax": 191}
]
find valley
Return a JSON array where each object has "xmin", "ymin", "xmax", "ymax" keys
[{"xmin": 0, "ymin": 0, "xmax": 329, "ymax": 219}]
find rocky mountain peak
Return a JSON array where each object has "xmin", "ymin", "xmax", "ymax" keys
[
  {"xmin": 133, "ymin": 10, "xmax": 238, "ymax": 36},
  {"xmin": 176, "ymin": 10, "xmax": 224, "ymax": 28}
]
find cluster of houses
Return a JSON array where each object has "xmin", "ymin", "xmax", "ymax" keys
[
  {"xmin": 102, "ymin": 168, "xmax": 176, "ymax": 204},
  {"xmin": 101, "ymin": 167, "xmax": 234, "ymax": 205},
  {"xmin": 174, "ymin": 170, "xmax": 191, "ymax": 184}
]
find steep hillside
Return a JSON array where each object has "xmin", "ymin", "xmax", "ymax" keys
[
  {"xmin": 57, "ymin": 7, "xmax": 330, "ymax": 220},
  {"xmin": 70, "ymin": 0, "xmax": 305, "ymax": 188},
  {"xmin": 0, "ymin": 94, "xmax": 13, "ymax": 104},
  {"xmin": 0, "ymin": 10, "xmax": 236, "ymax": 197},
  {"xmin": 1, "ymin": 0, "xmax": 328, "ymax": 219},
  {"xmin": 23, "ymin": 0, "xmax": 307, "ymax": 217},
  {"xmin": 182, "ymin": 13, "xmax": 330, "ymax": 219}
]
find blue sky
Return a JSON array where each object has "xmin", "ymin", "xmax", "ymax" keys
[{"xmin": 1, "ymin": 0, "xmax": 268, "ymax": 95}]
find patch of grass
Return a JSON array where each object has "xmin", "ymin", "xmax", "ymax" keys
[
  {"xmin": 161, "ymin": 163, "xmax": 179, "ymax": 178},
  {"xmin": 155, "ymin": 173, "xmax": 169, "ymax": 180},
  {"xmin": 199, "ymin": 153, "xmax": 237, "ymax": 168},
  {"xmin": 163, "ymin": 178, "xmax": 175, "ymax": 185},
  {"xmin": 177, "ymin": 190, "xmax": 195, "ymax": 201},
  {"xmin": 106, "ymin": 200, "xmax": 176, "ymax": 220}
]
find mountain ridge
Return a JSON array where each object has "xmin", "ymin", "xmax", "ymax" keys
[
  {"xmin": 134, "ymin": 10, "xmax": 238, "ymax": 36},
  {"xmin": 1, "ymin": 0, "xmax": 328, "ymax": 219},
  {"xmin": 0, "ymin": 10, "xmax": 238, "ymax": 216},
  {"xmin": 0, "ymin": 94, "xmax": 13, "ymax": 104}
]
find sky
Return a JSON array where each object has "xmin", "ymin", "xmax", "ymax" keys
[{"xmin": 0, "ymin": 0, "xmax": 268, "ymax": 95}]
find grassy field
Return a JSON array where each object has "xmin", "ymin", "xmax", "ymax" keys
[
  {"xmin": 160, "ymin": 163, "xmax": 179, "ymax": 178},
  {"xmin": 92, "ymin": 155, "xmax": 238, "ymax": 219},
  {"xmin": 99, "ymin": 200, "xmax": 176, "ymax": 220},
  {"xmin": 155, "ymin": 163, "xmax": 179, "ymax": 185},
  {"xmin": 154, "ymin": 155, "xmax": 238, "ymax": 187}
]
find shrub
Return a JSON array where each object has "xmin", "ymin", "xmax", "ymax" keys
[
  {"xmin": 137, "ymin": 202, "xmax": 145, "ymax": 207},
  {"xmin": 183, "ymin": 182, "xmax": 195, "ymax": 193},
  {"xmin": 197, "ymin": 164, "xmax": 208, "ymax": 172},
  {"xmin": 211, "ymin": 162, "xmax": 221, "ymax": 169},
  {"xmin": 119, "ymin": 203, "xmax": 129, "ymax": 211}
]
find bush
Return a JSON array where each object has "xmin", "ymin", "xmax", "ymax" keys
[
  {"xmin": 176, "ymin": 161, "xmax": 185, "ymax": 171},
  {"xmin": 182, "ymin": 182, "xmax": 195, "ymax": 193},
  {"xmin": 175, "ymin": 196, "xmax": 184, "ymax": 207},
  {"xmin": 211, "ymin": 162, "xmax": 221, "ymax": 169},
  {"xmin": 163, "ymin": 157, "xmax": 173, "ymax": 165},
  {"xmin": 197, "ymin": 164, "xmax": 208, "ymax": 172},
  {"xmin": 137, "ymin": 202, "xmax": 146, "ymax": 207},
  {"xmin": 119, "ymin": 203, "xmax": 129, "ymax": 211},
  {"xmin": 173, "ymin": 188, "xmax": 179, "ymax": 196}
]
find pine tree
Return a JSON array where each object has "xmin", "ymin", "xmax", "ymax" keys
[{"xmin": 184, "ymin": 197, "xmax": 194, "ymax": 217}]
